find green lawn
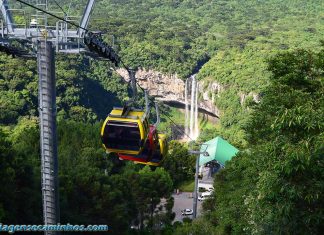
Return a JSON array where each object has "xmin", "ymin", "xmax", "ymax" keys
[{"xmin": 179, "ymin": 180, "xmax": 195, "ymax": 192}]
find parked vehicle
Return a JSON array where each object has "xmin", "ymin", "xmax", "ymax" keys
[
  {"xmin": 198, "ymin": 195, "xmax": 205, "ymax": 201},
  {"xmin": 198, "ymin": 192, "xmax": 213, "ymax": 201},
  {"xmin": 181, "ymin": 209, "xmax": 193, "ymax": 216},
  {"xmin": 207, "ymin": 187, "xmax": 214, "ymax": 192},
  {"xmin": 202, "ymin": 192, "xmax": 212, "ymax": 197}
]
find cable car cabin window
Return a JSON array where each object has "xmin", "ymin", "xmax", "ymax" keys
[{"xmin": 103, "ymin": 121, "xmax": 141, "ymax": 151}]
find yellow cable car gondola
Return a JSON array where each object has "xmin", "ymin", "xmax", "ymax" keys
[
  {"xmin": 101, "ymin": 69, "xmax": 150, "ymax": 155},
  {"xmin": 101, "ymin": 107, "xmax": 149, "ymax": 155}
]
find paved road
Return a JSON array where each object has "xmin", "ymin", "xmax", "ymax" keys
[
  {"xmin": 172, "ymin": 192, "xmax": 203, "ymax": 222},
  {"xmin": 172, "ymin": 167, "xmax": 216, "ymax": 223}
]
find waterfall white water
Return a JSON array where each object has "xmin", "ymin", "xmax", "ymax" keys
[
  {"xmin": 194, "ymin": 83, "xmax": 199, "ymax": 139},
  {"xmin": 189, "ymin": 76, "xmax": 196, "ymax": 139},
  {"xmin": 185, "ymin": 78, "xmax": 189, "ymax": 136},
  {"xmin": 184, "ymin": 75, "xmax": 199, "ymax": 140}
]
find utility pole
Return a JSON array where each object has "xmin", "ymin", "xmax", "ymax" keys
[
  {"xmin": 38, "ymin": 39, "xmax": 59, "ymax": 235},
  {"xmin": 193, "ymin": 153, "xmax": 200, "ymax": 219},
  {"xmin": 189, "ymin": 149, "xmax": 209, "ymax": 219}
]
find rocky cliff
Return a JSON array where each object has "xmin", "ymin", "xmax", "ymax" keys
[
  {"xmin": 116, "ymin": 68, "xmax": 185, "ymax": 101},
  {"xmin": 116, "ymin": 68, "xmax": 252, "ymax": 118},
  {"xmin": 198, "ymin": 80, "xmax": 223, "ymax": 117}
]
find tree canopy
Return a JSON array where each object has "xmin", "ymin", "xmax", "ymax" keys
[{"xmin": 0, "ymin": 0, "xmax": 323, "ymax": 234}]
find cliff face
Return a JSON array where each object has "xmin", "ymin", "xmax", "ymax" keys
[
  {"xmin": 198, "ymin": 80, "xmax": 222, "ymax": 117},
  {"xmin": 115, "ymin": 68, "xmax": 223, "ymax": 117},
  {"xmin": 117, "ymin": 68, "xmax": 185, "ymax": 101}
]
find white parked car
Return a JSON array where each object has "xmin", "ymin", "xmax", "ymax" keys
[
  {"xmin": 181, "ymin": 209, "xmax": 193, "ymax": 216},
  {"xmin": 198, "ymin": 192, "xmax": 213, "ymax": 201},
  {"xmin": 202, "ymin": 192, "xmax": 212, "ymax": 197},
  {"xmin": 198, "ymin": 195, "xmax": 205, "ymax": 201},
  {"xmin": 207, "ymin": 187, "xmax": 214, "ymax": 192}
]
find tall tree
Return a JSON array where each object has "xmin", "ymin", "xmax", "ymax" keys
[
  {"xmin": 129, "ymin": 166, "xmax": 173, "ymax": 229},
  {"xmin": 200, "ymin": 48, "xmax": 324, "ymax": 235}
]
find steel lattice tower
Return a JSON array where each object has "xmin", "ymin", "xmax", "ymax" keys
[
  {"xmin": 38, "ymin": 39, "xmax": 59, "ymax": 235},
  {"xmin": 0, "ymin": 1, "xmax": 96, "ymax": 234}
]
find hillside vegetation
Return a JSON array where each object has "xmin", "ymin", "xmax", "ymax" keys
[
  {"xmin": 0, "ymin": 0, "xmax": 323, "ymax": 234},
  {"xmin": 45, "ymin": 0, "xmax": 324, "ymax": 77},
  {"xmin": 176, "ymin": 48, "xmax": 324, "ymax": 235},
  {"xmin": 55, "ymin": 0, "xmax": 323, "ymax": 146}
]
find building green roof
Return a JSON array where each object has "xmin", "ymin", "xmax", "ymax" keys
[{"xmin": 199, "ymin": 136, "xmax": 239, "ymax": 167}]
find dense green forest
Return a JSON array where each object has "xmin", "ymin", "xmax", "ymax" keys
[
  {"xmin": 53, "ymin": 0, "xmax": 323, "ymax": 146},
  {"xmin": 0, "ymin": 0, "xmax": 323, "ymax": 234},
  {"xmin": 174, "ymin": 48, "xmax": 324, "ymax": 235}
]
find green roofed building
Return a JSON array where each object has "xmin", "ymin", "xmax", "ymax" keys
[{"xmin": 199, "ymin": 136, "xmax": 239, "ymax": 167}]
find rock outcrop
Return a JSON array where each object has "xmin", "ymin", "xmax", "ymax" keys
[
  {"xmin": 116, "ymin": 68, "xmax": 223, "ymax": 117},
  {"xmin": 116, "ymin": 68, "xmax": 185, "ymax": 101},
  {"xmin": 198, "ymin": 80, "xmax": 222, "ymax": 117}
]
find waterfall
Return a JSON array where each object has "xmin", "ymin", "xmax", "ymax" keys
[{"xmin": 184, "ymin": 75, "xmax": 199, "ymax": 140}]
